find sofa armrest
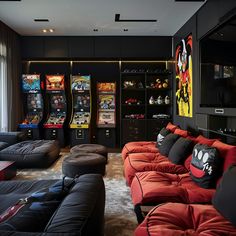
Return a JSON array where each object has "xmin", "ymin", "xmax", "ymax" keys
[
  {"xmin": 0, "ymin": 132, "xmax": 26, "ymax": 146},
  {"xmin": 45, "ymin": 174, "xmax": 105, "ymax": 236}
]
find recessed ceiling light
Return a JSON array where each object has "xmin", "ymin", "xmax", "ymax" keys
[
  {"xmin": 93, "ymin": 29, "xmax": 98, "ymax": 32},
  {"xmin": 42, "ymin": 29, "xmax": 47, "ymax": 33},
  {"xmin": 49, "ymin": 29, "xmax": 54, "ymax": 33},
  {"xmin": 123, "ymin": 29, "xmax": 128, "ymax": 32}
]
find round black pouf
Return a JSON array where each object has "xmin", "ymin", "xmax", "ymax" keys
[
  {"xmin": 62, "ymin": 153, "xmax": 106, "ymax": 178},
  {"xmin": 70, "ymin": 144, "xmax": 108, "ymax": 163}
]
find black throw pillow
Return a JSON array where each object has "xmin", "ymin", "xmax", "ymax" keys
[
  {"xmin": 212, "ymin": 165, "xmax": 236, "ymax": 227},
  {"xmin": 168, "ymin": 137, "xmax": 194, "ymax": 164},
  {"xmin": 190, "ymin": 144, "xmax": 222, "ymax": 189},
  {"xmin": 156, "ymin": 127, "xmax": 171, "ymax": 148},
  {"xmin": 159, "ymin": 133, "xmax": 180, "ymax": 156}
]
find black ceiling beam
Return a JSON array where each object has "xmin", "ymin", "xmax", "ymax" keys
[{"xmin": 115, "ymin": 14, "xmax": 157, "ymax": 22}]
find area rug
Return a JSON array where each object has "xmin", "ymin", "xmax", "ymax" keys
[{"xmin": 14, "ymin": 152, "xmax": 138, "ymax": 236}]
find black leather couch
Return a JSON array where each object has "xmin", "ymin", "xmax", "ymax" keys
[{"xmin": 0, "ymin": 174, "xmax": 105, "ymax": 236}]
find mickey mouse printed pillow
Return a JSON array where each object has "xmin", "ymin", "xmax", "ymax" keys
[{"xmin": 190, "ymin": 143, "xmax": 222, "ymax": 189}]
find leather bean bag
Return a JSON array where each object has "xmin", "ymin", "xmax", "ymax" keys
[
  {"xmin": 122, "ymin": 141, "xmax": 158, "ymax": 161},
  {"xmin": 135, "ymin": 203, "xmax": 236, "ymax": 236},
  {"xmin": 0, "ymin": 140, "xmax": 60, "ymax": 168},
  {"xmin": 124, "ymin": 152, "xmax": 188, "ymax": 186}
]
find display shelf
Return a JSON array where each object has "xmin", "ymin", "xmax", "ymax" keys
[{"xmin": 120, "ymin": 64, "xmax": 172, "ymax": 145}]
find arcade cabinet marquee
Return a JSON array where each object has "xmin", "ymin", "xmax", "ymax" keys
[
  {"xmin": 19, "ymin": 74, "xmax": 44, "ymax": 139},
  {"xmin": 69, "ymin": 75, "xmax": 91, "ymax": 146}
]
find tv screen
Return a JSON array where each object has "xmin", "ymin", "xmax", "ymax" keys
[
  {"xmin": 200, "ymin": 16, "xmax": 236, "ymax": 108},
  {"xmin": 22, "ymin": 74, "xmax": 40, "ymax": 92},
  {"xmin": 27, "ymin": 94, "xmax": 43, "ymax": 109},
  {"xmin": 46, "ymin": 75, "xmax": 65, "ymax": 91}
]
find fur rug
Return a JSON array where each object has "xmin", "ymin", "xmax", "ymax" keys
[{"xmin": 14, "ymin": 152, "xmax": 138, "ymax": 236}]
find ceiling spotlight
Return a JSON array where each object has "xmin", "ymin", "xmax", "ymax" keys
[
  {"xmin": 42, "ymin": 29, "xmax": 47, "ymax": 33},
  {"xmin": 123, "ymin": 29, "xmax": 128, "ymax": 32},
  {"xmin": 49, "ymin": 29, "xmax": 54, "ymax": 33},
  {"xmin": 93, "ymin": 29, "xmax": 98, "ymax": 32}
]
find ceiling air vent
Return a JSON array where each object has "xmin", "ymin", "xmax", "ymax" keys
[
  {"xmin": 115, "ymin": 14, "xmax": 157, "ymax": 22},
  {"xmin": 34, "ymin": 19, "xmax": 49, "ymax": 22}
]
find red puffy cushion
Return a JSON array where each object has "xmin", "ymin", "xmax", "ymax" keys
[
  {"xmin": 124, "ymin": 152, "xmax": 188, "ymax": 186},
  {"xmin": 131, "ymin": 171, "xmax": 215, "ymax": 206},
  {"xmin": 212, "ymin": 140, "xmax": 236, "ymax": 171},
  {"xmin": 121, "ymin": 141, "xmax": 158, "ymax": 161},
  {"xmin": 165, "ymin": 122, "xmax": 179, "ymax": 132},
  {"xmin": 173, "ymin": 128, "xmax": 189, "ymax": 138},
  {"xmin": 135, "ymin": 203, "xmax": 236, "ymax": 236},
  {"xmin": 195, "ymin": 135, "xmax": 218, "ymax": 146}
]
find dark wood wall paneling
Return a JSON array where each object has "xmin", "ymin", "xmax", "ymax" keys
[
  {"xmin": 21, "ymin": 36, "xmax": 172, "ymax": 60},
  {"xmin": 173, "ymin": 0, "xmax": 236, "ymax": 133}
]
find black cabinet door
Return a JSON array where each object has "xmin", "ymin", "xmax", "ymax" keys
[
  {"xmin": 44, "ymin": 37, "xmax": 69, "ymax": 58},
  {"xmin": 94, "ymin": 37, "xmax": 121, "ymax": 58},
  {"xmin": 21, "ymin": 37, "xmax": 45, "ymax": 59},
  {"xmin": 121, "ymin": 37, "xmax": 172, "ymax": 59},
  {"xmin": 122, "ymin": 119, "xmax": 146, "ymax": 145},
  {"xmin": 69, "ymin": 37, "xmax": 94, "ymax": 58}
]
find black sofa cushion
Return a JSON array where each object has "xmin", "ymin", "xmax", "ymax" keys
[
  {"xmin": 0, "ymin": 140, "xmax": 60, "ymax": 168},
  {"xmin": 212, "ymin": 165, "xmax": 236, "ymax": 227},
  {"xmin": 159, "ymin": 133, "xmax": 180, "ymax": 156},
  {"xmin": 190, "ymin": 144, "xmax": 221, "ymax": 189},
  {"xmin": 168, "ymin": 137, "xmax": 194, "ymax": 164}
]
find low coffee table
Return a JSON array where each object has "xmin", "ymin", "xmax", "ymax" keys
[{"xmin": 0, "ymin": 161, "xmax": 16, "ymax": 180}]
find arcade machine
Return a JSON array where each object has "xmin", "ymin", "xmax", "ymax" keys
[
  {"xmin": 19, "ymin": 74, "xmax": 44, "ymax": 139},
  {"xmin": 96, "ymin": 82, "xmax": 116, "ymax": 147},
  {"xmin": 69, "ymin": 75, "xmax": 91, "ymax": 146},
  {"xmin": 44, "ymin": 75, "xmax": 67, "ymax": 147}
]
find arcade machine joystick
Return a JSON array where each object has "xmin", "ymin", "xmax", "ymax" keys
[
  {"xmin": 96, "ymin": 82, "xmax": 116, "ymax": 147},
  {"xmin": 43, "ymin": 75, "xmax": 67, "ymax": 147},
  {"xmin": 69, "ymin": 75, "xmax": 91, "ymax": 146},
  {"xmin": 19, "ymin": 74, "xmax": 44, "ymax": 139}
]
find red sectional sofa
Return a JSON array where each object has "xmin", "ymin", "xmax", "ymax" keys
[
  {"xmin": 122, "ymin": 122, "xmax": 236, "ymax": 234},
  {"xmin": 135, "ymin": 164, "xmax": 236, "ymax": 236}
]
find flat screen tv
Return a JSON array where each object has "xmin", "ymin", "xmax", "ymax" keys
[
  {"xmin": 200, "ymin": 15, "xmax": 236, "ymax": 108},
  {"xmin": 22, "ymin": 74, "xmax": 40, "ymax": 92}
]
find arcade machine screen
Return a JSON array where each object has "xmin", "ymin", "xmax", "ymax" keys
[
  {"xmin": 51, "ymin": 95, "xmax": 66, "ymax": 110},
  {"xmin": 46, "ymin": 75, "xmax": 65, "ymax": 91},
  {"xmin": 98, "ymin": 94, "xmax": 115, "ymax": 110},
  {"xmin": 27, "ymin": 94, "xmax": 43, "ymax": 109},
  {"xmin": 22, "ymin": 74, "xmax": 40, "ymax": 92},
  {"xmin": 71, "ymin": 75, "xmax": 90, "ymax": 91},
  {"xmin": 73, "ymin": 94, "xmax": 90, "ymax": 111}
]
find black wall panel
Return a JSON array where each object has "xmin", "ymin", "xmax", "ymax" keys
[
  {"xmin": 21, "ymin": 37, "xmax": 44, "ymax": 59},
  {"xmin": 44, "ymin": 37, "xmax": 69, "ymax": 58},
  {"xmin": 121, "ymin": 36, "xmax": 172, "ymax": 59},
  {"xmin": 68, "ymin": 37, "xmax": 94, "ymax": 58},
  {"xmin": 94, "ymin": 37, "xmax": 121, "ymax": 58}
]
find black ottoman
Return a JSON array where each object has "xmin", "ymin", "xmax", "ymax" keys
[
  {"xmin": 62, "ymin": 153, "xmax": 106, "ymax": 178},
  {"xmin": 0, "ymin": 140, "xmax": 60, "ymax": 168},
  {"xmin": 70, "ymin": 144, "xmax": 108, "ymax": 163}
]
